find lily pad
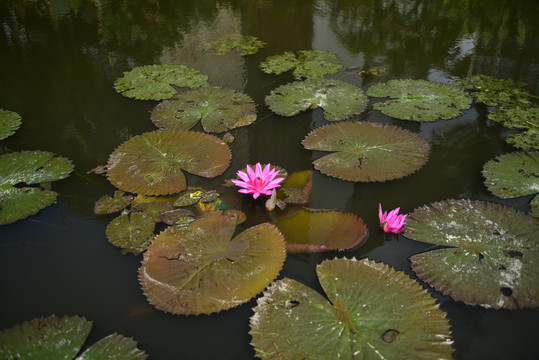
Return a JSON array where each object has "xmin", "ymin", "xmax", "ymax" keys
[
  {"xmin": 488, "ymin": 105, "xmax": 539, "ymax": 129},
  {"xmin": 204, "ymin": 34, "xmax": 266, "ymax": 56},
  {"xmin": 113, "ymin": 64, "xmax": 207, "ymax": 101},
  {"xmin": 275, "ymin": 208, "xmax": 368, "ymax": 252},
  {"xmin": 94, "ymin": 191, "xmax": 134, "ymax": 215},
  {"xmin": 106, "ymin": 130, "xmax": 231, "ymax": 195},
  {"xmin": 151, "ymin": 87, "xmax": 256, "ymax": 133},
  {"xmin": 249, "ymin": 258, "xmax": 453, "ymax": 360},
  {"xmin": 265, "ymin": 78, "xmax": 368, "ymax": 121},
  {"xmin": 260, "ymin": 50, "xmax": 342, "ymax": 80},
  {"xmin": 0, "ymin": 151, "xmax": 74, "ymax": 225},
  {"xmin": 404, "ymin": 199, "xmax": 539, "ymax": 309},
  {"xmin": 105, "ymin": 213, "xmax": 155, "ymax": 255},
  {"xmin": 0, "ymin": 109, "xmax": 22, "ymax": 140},
  {"xmin": 506, "ymin": 127, "xmax": 539, "ymax": 151},
  {"xmin": 0, "ymin": 315, "xmax": 147, "ymax": 360},
  {"xmin": 138, "ymin": 210, "xmax": 286, "ymax": 315},
  {"xmin": 302, "ymin": 121, "xmax": 430, "ymax": 182},
  {"xmin": 455, "ymin": 75, "xmax": 532, "ymax": 107},
  {"xmin": 160, "ymin": 208, "xmax": 196, "ymax": 226},
  {"xmin": 132, "ymin": 201, "xmax": 174, "ymax": 222},
  {"xmin": 367, "ymin": 79, "xmax": 472, "ymax": 121}
]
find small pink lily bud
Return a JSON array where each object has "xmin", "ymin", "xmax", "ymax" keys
[{"xmin": 378, "ymin": 203, "xmax": 407, "ymax": 234}]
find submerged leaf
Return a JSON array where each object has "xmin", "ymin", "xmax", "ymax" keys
[
  {"xmin": 107, "ymin": 130, "xmax": 231, "ymax": 195},
  {"xmin": 302, "ymin": 121, "xmax": 430, "ymax": 182},
  {"xmin": 250, "ymin": 258, "xmax": 453, "ymax": 360},
  {"xmin": 139, "ymin": 210, "xmax": 286, "ymax": 315},
  {"xmin": 266, "ymin": 78, "xmax": 368, "ymax": 121},
  {"xmin": 204, "ymin": 34, "xmax": 266, "ymax": 55},
  {"xmin": 275, "ymin": 208, "xmax": 368, "ymax": 252},
  {"xmin": 367, "ymin": 79, "xmax": 472, "ymax": 121},
  {"xmin": 0, "ymin": 109, "xmax": 22, "ymax": 140},
  {"xmin": 106, "ymin": 213, "xmax": 155, "ymax": 255},
  {"xmin": 94, "ymin": 191, "xmax": 134, "ymax": 215},
  {"xmin": 151, "ymin": 87, "xmax": 256, "ymax": 133},
  {"xmin": 113, "ymin": 64, "xmax": 207, "ymax": 101},
  {"xmin": 405, "ymin": 199, "xmax": 539, "ymax": 309},
  {"xmin": 260, "ymin": 50, "xmax": 342, "ymax": 80}
]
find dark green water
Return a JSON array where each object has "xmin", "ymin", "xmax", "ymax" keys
[{"xmin": 0, "ymin": 0, "xmax": 538, "ymax": 359}]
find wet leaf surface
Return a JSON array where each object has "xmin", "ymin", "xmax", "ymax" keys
[
  {"xmin": 106, "ymin": 213, "xmax": 155, "ymax": 255},
  {"xmin": 94, "ymin": 191, "xmax": 134, "ymax": 215},
  {"xmin": 260, "ymin": 50, "xmax": 342, "ymax": 79},
  {"xmin": 0, "ymin": 109, "xmax": 22, "ymax": 140},
  {"xmin": 132, "ymin": 201, "xmax": 174, "ymax": 223},
  {"xmin": 204, "ymin": 34, "xmax": 266, "ymax": 55}
]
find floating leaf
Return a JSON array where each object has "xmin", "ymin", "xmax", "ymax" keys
[
  {"xmin": 113, "ymin": 64, "xmax": 207, "ymax": 101},
  {"xmin": 132, "ymin": 201, "xmax": 174, "ymax": 223},
  {"xmin": 506, "ymin": 127, "xmax": 539, "ymax": 151},
  {"xmin": 275, "ymin": 208, "xmax": 368, "ymax": 252},
  {"xmin": 250, "ymin": 258, "xmax": 453, "ymax": 359},
  {"xmin": 138, "ymin": 210, "xmax": 286, "ymax": 315},
  {"xmin": 160, "ymin": 208, "xmax": 196, "ymax": 226},
  {"xmin": 0, "ymin": 151, "xmax": 74, "ymax": 225},
  {"xmin": 456, "ymin": 75, "xmax": 532, "ymax": 107},
  {"xmin": 265, "ymin": 78, "xmax": 368, "ymax": 121},
  {"xmin": 367, "ymin": 79, "xmax": 472, "ymax": 121},
  {"xmin": 204, "ymin": 34, "xmax": 266, "ymax": 56},
  {"xmin": 260, "ymin": 50, "xmax": 342, "ymax": 80},
  {"xmin": 151, "ymin": 87, "xmax": 257, "ymax": 133},
  {"xmin": 107, "ymin": 130, "xmax": 231, "ymax": 195},
  {"xmin": 405, "ymin": 199, "xmax": 539, "ymax": 309},
  {"xmin": 0, "ymin": 315, "xmax": 147, "ymax": 360},
  {"xmin": 94, "ymin": 191, "xmax": 134, "ymax": 215},
  {"xmin": 302, "ymin": 121, "xmax": 430, "ymax": 182},
  {"xmin": 488, "ymin": 105, "xmax": 539, "ymax": 129},
  {"xmin": 0, "ymin": 109, "xmax": 22, "ymax": 140},
  {"xmin": 106, "ymin": 213, "xmax": 155, "ymax": 255}
]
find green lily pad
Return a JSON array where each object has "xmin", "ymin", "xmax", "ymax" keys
[
  {"xmin": 160, "ymin": 208, "xmax": 196, "ymax": 226},
  {"xmin": 151, "ymin": 87, "xmax": 257, "ymax": 133},
  {"xmin": 138, "ymin": 210, "xmax": 286, "ymax": 315},
  {"xmin": 113, "ymin": 64, "xmax": 207, "ymax": 101},
  {"xmin": 0, "ymin": 151, "xmax": 74, "ymax": 225},
  {"xmin": 105, "ymin": 213, "xmax": 155, "ymax": 255},
  {"xmin": 275, "ymin": 208, "xmax": 368, "ymax": 252},
  {"xmin": 404, "ymin": 199, "xmax": 539, "ymax": 309},
  {"xmin": 0, "ymin": 109, "xmax": 22, "ymax": 140},
  {"xmin": 367, "ymin": 79, "xmax": 472, "ymax": 121},
  {"xmin": 250, "ymin": 258, "xmax": 453, "ymax": 360},
  {"xmin": 302, "ymin": 121, "xmax": 430, "ymax": 182},
  {"xmin": 530, "ymin": 195, "xmax": 539, "ymax": 217},
  {"xmin": 106, "ymin": 130, "xmax": 231, "ymax": 195},
  {"xmin": 265, "ymin": 78, "xmax": 368, "ymax": 121},
  {"xmin": 488, "ymin": 105, "xmax": 539, "ymax": 129},
  {"xmin": 455, "ymin": 75, "xmax": 532, "ymax": 107},
  {"xmin": 506, "ymin": 127, "xmax": 539, "ymax": 151},
  {"xmin": 94, "ymin": 191, "xmax": 134, "ymax": 215},
  {"xmin": 204, "ymin": 34, "xmax": 266, "ymax": 56},
  {"xmin": 132, "ymin": 201, "xmax": 174, "ymax": 223},
  {"xmin": 0, "ymin": 315, "xmax": 147, "ymax": 360},
  {"xmin": 260, "ymin": 50, "xmax": 342, "ymax": 80},
  {"xmin": 277, "ymin": 170, "xmax": 312, "ymax": 204}
]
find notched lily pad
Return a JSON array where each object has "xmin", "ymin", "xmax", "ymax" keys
[
  {"xmin": 302, "ymin": 121, "xmax": 430, "ymax": 182},
  {"xmin": 106, "ymin": 130, "xmax": 231, "ymax": 195},
  {"xmin": 404, "ymin": 199, "xmax": 539, "ymax": 309},
  {"xmin": 0, "ymin": 109, "xmax": 22, "ymax": 140},
  {"xmin": 114, "ymin": 64, "xmax": 207, "ymax": 101},
  {"xmin": 151, "ymin": 87, "xmax": 256, "ymax": 133},
  {"xmin": 456, "ymin": 75, "xmax": 532, "ymax": 107},
  {"xmin": 250, "ymin": 258, "xmax": 453, "ymax": 360},
  {"xmin": 275, "ymin": 208, "xmax": 368, "ymax": 252},
  {"xmin": 94, "ymin": 191, "xmax": 134, "ymax": 215},
  {"xmin": 204, "ymin": 34, "xmax": 266, "ymax": 56},
  {"xmin": 106, "ymin": 213, "xmax": 155, "ymax": 255},
  {"xmin": 138, "ymin": 210, "xmax": 286, "ymax": 315},
  {"xmin": 266, "ymin": 78, "xmax": 368, "ymax": 121},
  {"xmin": 367, "ymin": 79, "xmax": 472, "ymax": 121},
  {"xmin": 260, "ymin": 50, "xmax": 342, "ymax": 80},
  {"xmin": 132, "ymin": 201, "xmax": 174, "ymax": 223},
  {"xmin": 506, "ymin": 127, "xmax": 539, "ymax": 151}
]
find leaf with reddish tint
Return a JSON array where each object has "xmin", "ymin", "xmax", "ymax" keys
[
  {"xmin": 138, "ymin": 210, "xmax": 286, "ymax": 315},
  {"xmin": 132, "ymin": 201, "xmax": 174, "ymax": 223}
]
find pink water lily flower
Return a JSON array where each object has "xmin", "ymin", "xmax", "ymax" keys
[
  {"xmin": 379, "ymin": 203, "xmax": 407, "ymax": 234},
  {"xmin": 231, "ymin": 163, "xmax": 285, "ymax": 199}
]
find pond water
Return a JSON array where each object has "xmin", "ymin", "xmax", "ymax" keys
[{"xmin": 0, "ymin": 0, "xmax": 538, "ymax": 359}]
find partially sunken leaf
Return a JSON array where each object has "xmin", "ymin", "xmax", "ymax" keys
[
  {"xmin": 0, "ymin": 315, "xmax": 92, "ymax": 360},
  {"xmin": 151, "ymin": 87, "xmax": 256, "ymax": 133},
  {"xmin": 302, "ymin": 121, "xmax": 430, "ymax": 182},
  {"xmin": 113, "ymin": 64, "xmax": 207, "ymax": 101},
  {"xmin": 275, "ymin": 208, "xmax": 367, "ymax": 252},
  {"xmin": 266, "ymin": 79, "xmax": 368, "ymax": 121},
  {"xmin": 0, "ymin": 151, "xmax": 74, "ymax": 186},
  {"xmin": 204, "ymin": 34, "xmax": 266, "ymax": 56},
  {"xmin": 260, "ymin": 50, "xmax": 342, "ymax": 80},
  {"xmin": 106, "ymin": 213, "xmax": 155, "ymax": 255},
  {"xmin": 0, "ymin": 109, "xmax": 22, "ymax": 140},
  {"xmin": 107, "ymin": 130, "xmax": 231, "ymax": 195},
  {"xmin": 506, "ymin": 127, "xmax": 539, "ymax": 151},
  {"xmin": 160, "ymin": 208, "xmax": 196, "ymax": 226},
  {"xmin": 94, "ymin": 191, "xmax": 134, "ymax": 215},
  {"xmin": 132, "ymin": 201, "xmax": 174, "ymax": 223},
  {"xmin": 0, "ymin": 186, "xmax": 57, "ymax": 225},
  {"xmin": 367, "ymin": 79, "xmax": 472, "ymax": 121},
  {"xmin": 76, "ymin": 333, "xmax": 147, "ymax": 360},
  {"xmin": 405, "ymin": 199, "xmax": 539, "ymax": 309},
  {"xmin": 139, "ymin": 210, "xmax": 286, "ymax": 315},
  {"xmin": 250, "ymin": 258, "xmax": 453, "ymax": 360}
]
